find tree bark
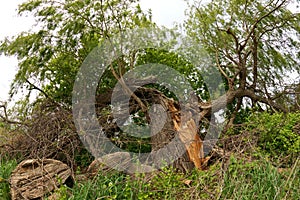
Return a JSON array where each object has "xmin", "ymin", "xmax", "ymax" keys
[
  {"xmin": 10, "ymin": 159, "xmax": 73, "ymax": 200},
  {"xmin": 148, "ymin": 89, "xmax": 205, "ymax": 172}
]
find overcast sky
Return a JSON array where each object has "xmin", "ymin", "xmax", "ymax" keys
[
  {"xmin": 0, "ymin": 0, "xmax": 189, "ymax": 102},
  {"xmin": 0, "ymin": 1, "xmax": 35, "ymax": 102}
]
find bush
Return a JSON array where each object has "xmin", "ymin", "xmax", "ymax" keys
[
  {"xmin": 2, "ymin": 100, "xmax": 92, "ymax": 170},
  {"xmin": 244, "ymin": 112, "xmax": 300, "ymax": 164}
]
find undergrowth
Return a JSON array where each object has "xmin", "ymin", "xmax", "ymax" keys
[
  {"xmin": 0, "ymin": 159, "xmax": 17, "ymax": 200},
  {"xmin": 0, "ymin": 155, "xmax": 299, "ymax": 199},
  {"xmin": 0, "ymin": 111, "xmax": 299, "ymax": 199},
  {"xmin": 44, "ymin": 155, "xmax": 299, "ymax": 200},
  {"xmin": 221, "ymin": 156, "xmax": 300, "ymax": 200}
]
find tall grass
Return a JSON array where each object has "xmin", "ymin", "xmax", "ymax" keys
[
  {"xmin": 68, "ymin": 168, "xmax": 187, "ymax": 200},
  {"xmin": 0, "ymin": 159, "xmax": 17, "ymax": 200},
  {"xmin": 221, "ymin": 156, "xmax": 300, "ymax": 200},
  {"xmin": 67, "ymin": 156, "xmax": 300, "ymax": 200},
  {"xmin": 0, "ymin": 156, "xmax": 299, "ymax": 200}
]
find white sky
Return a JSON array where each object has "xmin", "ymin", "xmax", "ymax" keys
[
  {"xmin": 0, "ymin": 0, "xmax": 189, "ymax": 102},
  {"xmin": 0, "ymin": 1, "xmax": 35, "ymax": 102}
]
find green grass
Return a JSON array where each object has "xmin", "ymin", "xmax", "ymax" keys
[
  {"xmin": 221, "ymin": 156, "xmax": 300, "ymax": 200},
  {"xmin": 68, "ymin": 167, "xmax": 188, "ymax": 200},
  {"xmin": 0, "ymin": 156, "xmax": 299, "ymax": 200},
  {"xmin": 0, "ymin": 158, "xmax": 17, "ymax": 200},
  {"xmin": 55, "ymin": 156, "xmax": 300, "ymax": 200}
]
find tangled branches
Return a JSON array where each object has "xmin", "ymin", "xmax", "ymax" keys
[{"xmin": 1, "ymin": 100, "xmax": 92, "ymax": 170}]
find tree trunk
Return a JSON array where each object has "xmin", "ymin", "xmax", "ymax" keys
[
  {"xmin": 148, "ymin": 89, "xmax": 205, "ymax": 172},
  {"xmin": 96, "ymin": 87, "xmax": 208, "ymax": 172}
]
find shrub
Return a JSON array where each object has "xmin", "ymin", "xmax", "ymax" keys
[{"xmin": 245, "ymin": 112, "xmax": 300, "ymax": 164}]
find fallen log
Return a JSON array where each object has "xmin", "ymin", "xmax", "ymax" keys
[{"xmin": 10, "ymin": 159, "xmax": 73, "ymax": 200}]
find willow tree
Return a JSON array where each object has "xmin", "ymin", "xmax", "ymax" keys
[
  {"xmin": 0, "ymin": 0, "xmax": 208, "ymax": 172},
  {"xmin": 185, "ymin": 0, "xmax": 300, "ymax": 124},
  {"xmin": 0, "ymin": 0, "xmax": 156, "ymax": 169},
  {"xmin": 0, "ymin": 0, "xmax": 152, "ymax": 105}
]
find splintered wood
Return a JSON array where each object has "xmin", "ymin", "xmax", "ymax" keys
[
  {"xmin": 170, "ymin": 106, "xmax": 205, "ymax": 170},
  {"xmin": 147, "ymin": 88, "xmax": 206, "ymax": 171}
]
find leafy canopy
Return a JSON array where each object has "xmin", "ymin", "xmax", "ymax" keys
[
  {"xmin": 0, "ymin": 0, "xmax": 152, "ymax": 104},
  {"xmin": 185, "ymin": 0, "xmax": 300, "ymax": 113}
]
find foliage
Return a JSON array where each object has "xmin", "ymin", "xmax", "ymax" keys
[
  {"xmin": 1, "ymin": 0, "xmax": 299, "ymax": 166},
  {"xmin": 0, "ymin": 0, "xmax": 152, "ymax": 106},
  {"xmin": 0, "ymin": 1, "xmax": 300, "ymax": 199},
  {"xmin": 0, "ymin": 159, "xmax": 17, "ymax": 200},
  {"xmin": 186, "ymin": 0, "xmax": 300, "ymax": 115},
  {"xmin": 135, "ymin": 48, "xmax": 209, "ymax": 100},
  {"xmin": 245, "ymin": 112, "xmax": 300, "ymax": 162}
]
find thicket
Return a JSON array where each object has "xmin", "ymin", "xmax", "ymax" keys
[{"xmin": 0, "ymin": 111, "xmax": 299, "ymax": 199}]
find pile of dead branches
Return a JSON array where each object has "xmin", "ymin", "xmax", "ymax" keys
[{"xmin": 1, "ymin": 99, "xmax": 90, "ymax": 170}]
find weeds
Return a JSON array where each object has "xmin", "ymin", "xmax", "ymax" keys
[
  {"xmin": 1, "ymin": 155, "xmax": 299, "ymax": 199},
  {"xmin": 0, "ymin": 159, "xmax": 17, "ymax": 200},
  {"xmin": 1, "ymin": 111, "xmax": 299, "ymax": 199}
]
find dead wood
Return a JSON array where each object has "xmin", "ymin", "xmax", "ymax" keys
[{"xmin": 10, "ymin": 159, "xmax": 74, "ymax": 200}]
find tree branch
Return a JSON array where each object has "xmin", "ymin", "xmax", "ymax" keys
[
  {"xmin": 25, "ymin": 79, "xmax": 50, "ymax": 99},
  {"xmin": 241, "ymin": 0, "xmax": 287, "ymax": 49},
  {"xmin": 0, "ymin": 103, "xmax": 26, "ymax": 125}
]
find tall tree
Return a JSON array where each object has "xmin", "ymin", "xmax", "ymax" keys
[
  {"xmin": 0, "ymin": 0, "xmax": 206, "ymax": 172},
  {"xmin": 0, "ymin": 0, "xmax": 152, "ymax": 105},
  {"xmin": 185, "ymin": 0, "xmax": 300, "ymax": 124}
]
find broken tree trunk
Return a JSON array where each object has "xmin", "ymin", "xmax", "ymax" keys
[
  {"xmin": 95, "ymin": 87, "xmax": 207, "ymax": 172},
  {"xmin": 147, "ymin": 88, "xmax": 205, "ymax": 172}
]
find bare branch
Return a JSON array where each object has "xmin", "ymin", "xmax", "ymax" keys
[
  {"xmin": 25, "ymin": 79, "xmax": 50, "ymax": 99},
  {"xmin": 215, "ymin": 50, "xmax": 230, "ymax": 81},
  {"xmin": 0, "ymin": 103, "xmax": 25, "ymax": 125}
]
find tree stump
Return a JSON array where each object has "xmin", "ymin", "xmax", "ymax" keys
[{"xmin": 10, "ymin": 159, "xmax": 73, "ymax": 200}]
